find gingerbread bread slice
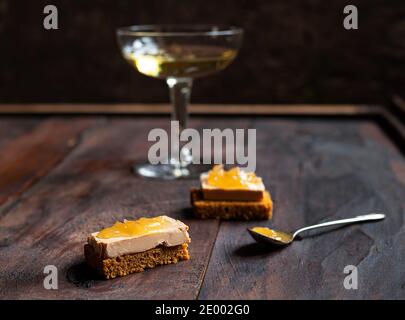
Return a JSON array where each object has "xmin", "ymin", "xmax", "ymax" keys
[
  {"xmin": 191, "ymin": 188, "xmax": 273, "ymax": 220},
  {"xmin": 85, "ymin": 243, "xmax": 190, "ymax": 279}
]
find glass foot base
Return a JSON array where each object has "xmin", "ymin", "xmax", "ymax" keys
[{"xmin": 133, "ymin": 163, "xmax": 212, "ymax": 180}]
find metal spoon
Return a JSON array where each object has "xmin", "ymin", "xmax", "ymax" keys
[{"xmin": 248, "ymin": 213, "xmax": 386, "ymax": 246}]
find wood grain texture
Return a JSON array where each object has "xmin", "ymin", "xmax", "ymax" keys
[
  {"xmin": 0, "ymin": 117, "xmax": 96, "ymax": 207},
  {"xmin": 0, "ymin": 111, "xmax": 404, "ymax": 299},
  {"xmin": 0, "ymin": 117, "xmax": 42, "ymax": 149},
  {"xmin": 0, "ymin": 117, "xmax": 253, "ymax": 299},
  {"xmin": 0, "ymin": 103, "xmax": 381, "ymax": 115},
  {"xmin": 199, "ymin": 119, "xmax": 405, "ymax": 299}
]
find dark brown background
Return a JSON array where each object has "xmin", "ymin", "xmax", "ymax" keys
[{"xmin": 1, "ymin": 0, "xmax": 404, "ymax": 104}]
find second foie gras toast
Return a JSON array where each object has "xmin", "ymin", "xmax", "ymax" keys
[{"xmin": 191, "ymin": 165, "xmax": 273, "ymax": 220}]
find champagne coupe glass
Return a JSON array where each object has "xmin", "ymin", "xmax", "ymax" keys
[{"xmin": 116, "ymin": 25, "xmax": 243, "ymax": 179}]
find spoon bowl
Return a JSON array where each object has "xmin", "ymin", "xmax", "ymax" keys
[{"xmin": 247, "ymin": 227, "xmax": 293, "ymax": 246}]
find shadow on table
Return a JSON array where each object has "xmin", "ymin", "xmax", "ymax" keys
[
  {"xmin": 180, "ymin": 207, "xmax": 195, "ymax": 219},
  {"xmin": 66, "ymin": 262, "xmax": 103, "ymax": 288},
  {"xmin": 234, "ymin": 243, "xmax": 284, "ymax": 257}
]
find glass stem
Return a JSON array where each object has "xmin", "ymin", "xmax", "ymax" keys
[
  {"xmin": 167, "ymin": 77, "xmax": 192, "ymax": 131},
  {"xmin": 166, "ymin": 77, "xmax": 193, "ymax": 167}
]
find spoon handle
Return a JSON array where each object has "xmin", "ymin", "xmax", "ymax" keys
[{"xmin": 292, "ymin": 213, "xmax": 385, "ymax": 238}]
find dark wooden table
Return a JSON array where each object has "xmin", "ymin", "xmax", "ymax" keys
[{"xmin": 0, "ymin": 104, "xmax": 404, "ymax": 299}]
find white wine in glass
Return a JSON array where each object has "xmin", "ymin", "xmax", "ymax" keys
[
  {"xmin": 117, "ymin": 25, "xmax": 243, "ymax": 179},
  {"xmin": 125, "ymin": 44, "xmax": 237, "ymax": 78}
]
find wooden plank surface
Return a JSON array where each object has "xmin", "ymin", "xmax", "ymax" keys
[
  {"xmin": 0, "ymin": 110, "xmax": 404, "ymax": 299},
  {"xmin": 0, "ymin": 103, "xmax": 381, "ymax": 116},
  {"xmin": 0, "ymin": 117, "xmax": 252, "ymax": 299},
  {"xmin": 0, "ymin": 117, "xmax": 97, "ymax": 208},
  {"xmin": 0, "ymin": 117, "xmax": 41, "ymax": 150},
  {"xmin": 199, "ymin": 119, "xmax": 405, "ymax": 299}
]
